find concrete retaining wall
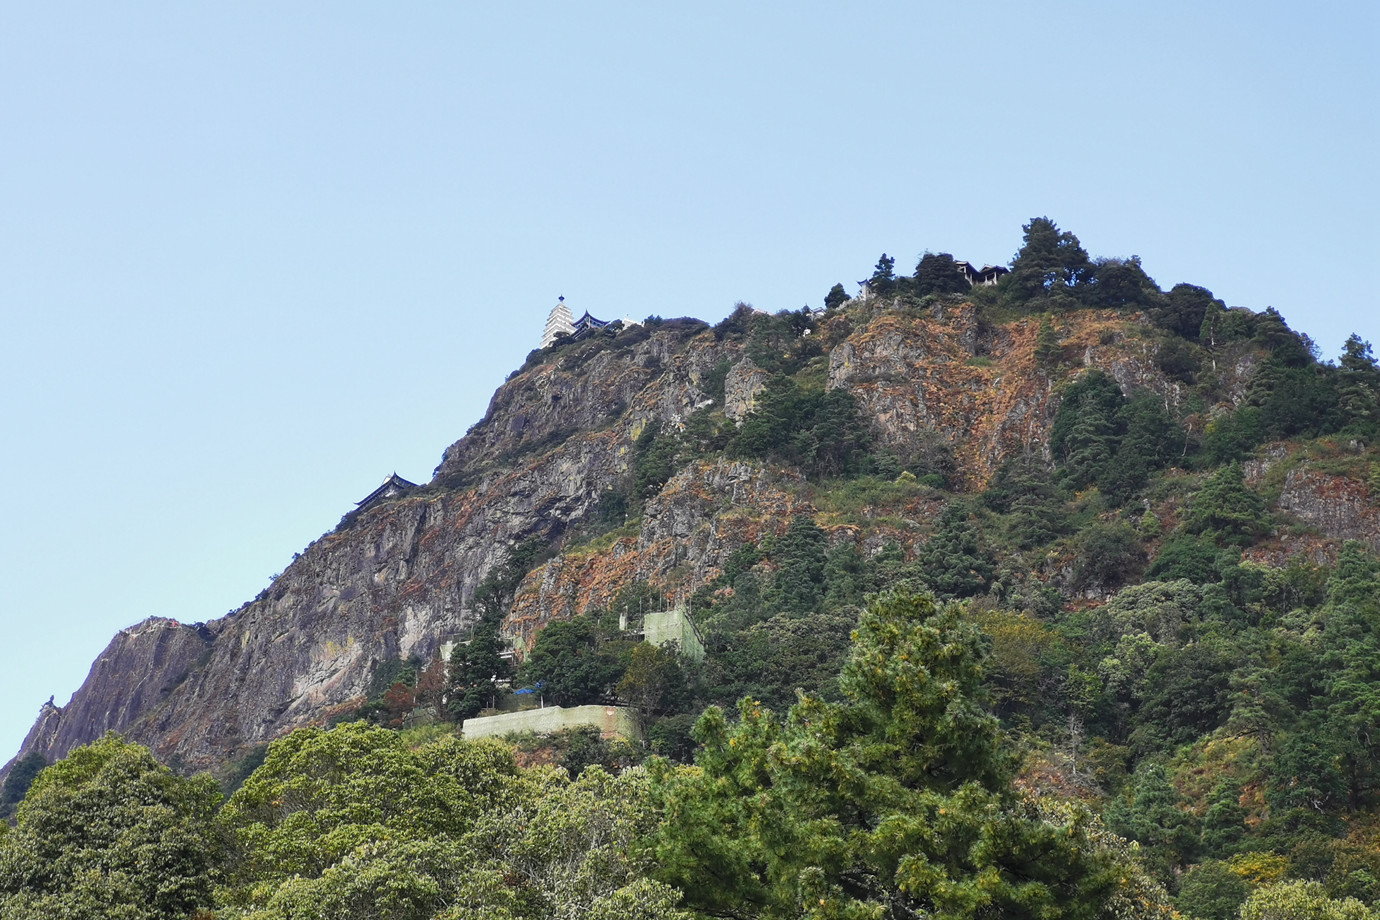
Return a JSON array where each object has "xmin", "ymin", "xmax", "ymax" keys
[
  {"xmin": 462, "ymin": 704, "xmax": 639, "ymax": 740},
  {"xmin": 643, "ymin": 608, "xmax": 705, "ymax": 661}
]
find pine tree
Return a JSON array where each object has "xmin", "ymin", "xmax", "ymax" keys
[
  {"xmin": 823, "ymin": 282, "xmax": 849, "ymax": 310},
  {"xmin": 650, "ymin": 589, "xmax": 1130, "ymax": 919},
  {"xmin": 1002, "ymin": 216, "xmax": 1091, "ymax": 306},
  {"xmin": 917, "ymin": 503, "xmax": 995, "ymax": 598},
  {"xmin": 1337, "ymin": 334, "xmax": 1380, "ymax": 437},
  {"xmin": 1199, "ymin": 780, "xmax": 1249, "ymax": 857},
  {"xmin": 768, "ymin": 514, "xmax": 828, "ymax": 615},
  {"xmin": 1103, "ymin": 762, "xmax": 1200, "ymax": 882},
  {"xmin": 1181, "ymin": 463, "xmax": 1268, "ymax": 546},
  {"xmin": 1051, "ymin": 371, "xmax": 1126, "ymax": 492}
]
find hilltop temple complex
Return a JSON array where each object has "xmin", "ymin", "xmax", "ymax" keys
[{"xmin": 540, "ymin": 297, "xmax": 639, "ymax": 348}]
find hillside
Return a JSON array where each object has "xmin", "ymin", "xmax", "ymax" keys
[
  {"xmin": 4, "ymin": 292, "xmax": 1217, "ymax": 772},
  {"xmin": 4, "ymin": 219, "xmax": 1380, "ymax": 918}
]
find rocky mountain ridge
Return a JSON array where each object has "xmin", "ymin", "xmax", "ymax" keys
[{"xmin": 6, "ymin": 295, "xmax": 1373, "ymax": 777}]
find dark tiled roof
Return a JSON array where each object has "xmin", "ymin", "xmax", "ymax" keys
[{"xmin": 356, "ymin": 473, "xmax": 419, "ymax": 508}]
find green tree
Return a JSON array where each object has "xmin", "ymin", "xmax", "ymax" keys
[
  {"xmin": 823, "ymin": 283, "xmax": 849, "ymax": 311},
  {"xmin": 1337, "ymin": 334, "xmax": 1380, "ymax": 437},
  {"xmin": 617, "ymin": 642, "xmax": 698, "ymax": 720},
  {"xmin": 1001, "ymin": 216, "xmax": 1091, "ymax": 306},
  {"xmin": 457, "ymin": 766, "xmax": 693, "ymax": 920},
  {"xmin": 1103, "ymin": 394, "xmax": 1177, "ymax": 503},
  {"xmin": 1083, "ymin": 256, "xmax": 1161, "ymax": 311},
  {"xmin": 448, "ymin": 539, "xmax": 544, "ymax": 719},
  {"xmin": 633, "ymin": 420, "xmax": 682, "ymax": 502},
  {"xmin": 217, "ymin": 723, "xmax": 517, "ymax": 912},
  {"xmin": 767, "ymin": 514, "xmax": 829, "ymax": 615},
  {"xmin": 1131, "ymin": 639, "xmax": 1236, "ymax": 753},
  {"xmin": 868, "ymin": 253, "xmax": 897, "ymax": 295},
  {"xmin": 707, "ymin": 610, "xmax": 854, "ymax": 711},
  {"xmin": 447, "ymin": 626, "xmax": 515, "ymax": 720},
  {"xmin": 471, "ymin": 537, "xmax": 546, "ymax": 622},
  {"xmin": 822, "ymin": 542, "xmax": 866, "ymax": 609},
  {"xmin": 1147, "ymin": 532, "xmax": 1237, "ymax": 584},
  {"xmin": 1070, "ymin": 522, "xmax": 1145, "ymax": 594},
  {"xmin": 985, "ymin": 452, "xmax": 1069, "ymax": 548},
  {"xmin": 1175, "ymin": 859, "xmax": 1250, "ymax": 920},
  {"xmin": 1049, "ymin": 369, "xmax": 1180, "ymax": 503},
  {"xmin": 1034, "ymin": 315, "xmax": 1062, "ymax": 369},
  {"xmin": 1103, "ymin": 762, "xmax": 1200, "ymax": 882},
  {"xmin": 1151, "ymin": 283, "xmax": 1222, "ymax": 341},
  {"xmin": 521, "ymin": 615, "xmax": 632, "ymax": 707},
  {"xmin": 1181, "ymin": 463, "xmax": 1269, "ymax": 546},
  {"xmin": 913, "ymin": 252, "xmax": 970, "ymax": 296},
  {"xmin": 652, "ymin": 590, "xmax": 1134, "ymax": 919},
  {"xmin": 0, "ymin": 752, "xmax": 46, "ymax": 820},
  {"xmin": 1094, "ymin": 579, "xmax": 1202, "ymax": 647},
  {"xmin": 729, "ymin": 376, "xmax": 870, "ymax": 479},
  {"xmin": 0, "ymin": 733, "xmax": 222, "ymax": 920},
  {"xmin": 1238, "ymin": 879, "xmax": 1378, "ymax": 920},
  {"xmin": 917, "ymin": 503, "xmax": 995, "ymax": 598},
  {"xmin": 1199, "ymin": 780, "xmax": 1249, "ymax": 858}
]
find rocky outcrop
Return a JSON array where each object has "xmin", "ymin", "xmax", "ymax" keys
[
  {"xmin": 15, "ymin": 619, "xmax": 211, "ymax": 767},
  {"xmin": 435, "ymin": 320, "xmax": 730, "ymax": 481},
  {"xmin": 827, "ymin": 306, "xmax": 1184, "ymax": 487},
  {"xmin": 723, "ymin": 358, "xmax": 769, "ymax": 421},
  {"xmin": 1276, "ymin": 467, "xmax": 1380, "ymax": 552},
  {"xmin": 504, "ymin": 459, "xmax": 808, "ymax": 648},
  {"xmin": 1243, "ymin": 447, "xmax": 1380, "ymax": 559}
]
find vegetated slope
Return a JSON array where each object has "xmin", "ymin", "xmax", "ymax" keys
[
  {"xmin": 4, "ymin": 221, "xmax": 1377, "ymax": 794},
  {"xmin": 5, "ymin": 298, "xmax": 1187, "ymax": 770},
  {"xmin": 5, "ymin": 219, "xmax": 1380, "ymax": 917}
]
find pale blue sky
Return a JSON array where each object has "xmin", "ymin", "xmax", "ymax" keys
[{"xmin": 1, "ymin": 2, "xmax": 1376, "ymax": 761}]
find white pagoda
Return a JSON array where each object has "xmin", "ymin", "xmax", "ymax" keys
[{"xmin": 541, "ymin": 296, "xmax": 576, "ymax": 348}]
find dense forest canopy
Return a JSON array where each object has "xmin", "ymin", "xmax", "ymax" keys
[{"xmin": 4, "ymin": 218, "xmax": 1380, "ymax": 919}]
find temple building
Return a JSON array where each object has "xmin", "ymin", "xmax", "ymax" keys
[
  {"xmin": 540, "ymin": 296, "xmax": 639, "ymax": 348},
  {"xmin": 356, "ymin": 473, "xmax": 418, "ymax": 511},
  {"xmin": 571, "ymin": 310, "xmax": 609, "ymax": 336},
  {"xmin": 953, "ymin": 261, "xmax": 1010, "ymax": 286},
  {"xmin": 541, "ymin": 297, "xmax": 575, "ymax": 347},
  {"xmin": 856, "ymin": 258, "xmax": 1009, "ymax": 299}
]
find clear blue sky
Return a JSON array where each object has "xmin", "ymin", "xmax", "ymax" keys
[{"xmin": 1, "ymin": 2, "xmax": 1376, "ymax": 762}]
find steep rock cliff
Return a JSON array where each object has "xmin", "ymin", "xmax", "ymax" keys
[{"xmin": 11, "ymin": 322, "xmax": 744, "ymax": 773}]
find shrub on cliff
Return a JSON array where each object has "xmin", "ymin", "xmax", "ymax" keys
[{"xmin": 729, "ymin": 375, "xmax": 870, "ymax": 478}]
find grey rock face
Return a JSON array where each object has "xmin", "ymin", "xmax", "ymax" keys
[
  {"xmin": 14, "ymin": 619, "xmax": 211, "ymax": 768},
  {"xmin": 723, "ymin": 358, "xmax": 769, "ymax": 421},
  {"xmin": 1277, "ymin": 467, "xmax": 1380, "ymax": 552}
]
